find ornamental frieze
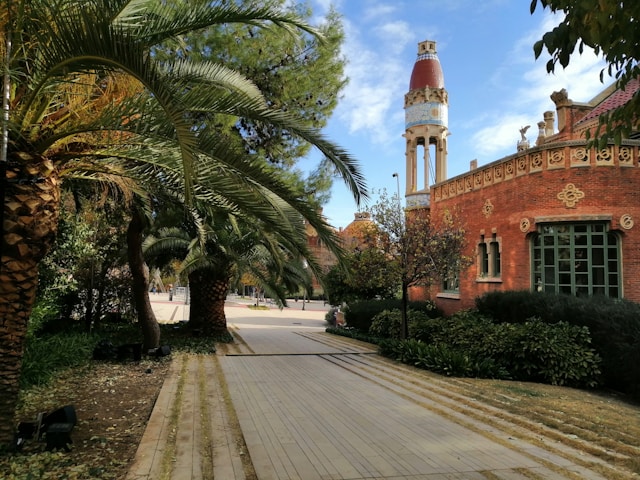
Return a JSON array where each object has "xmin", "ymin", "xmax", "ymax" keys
[
  {"xmin": 596, "ymin": 147, "xmax": 614, "ymax": 165},
  {"xmin": 493, "ymin": 164, "xmax": 503, "ymax": 182},
  {"xmin": 571, "ymin": 147, "xmax": 589, "ymax": 166},
  {"xmin": 530, "ymin": 152, "xmax": 543, "ymax": 172},
  {"xmin": 429, "ymin": 143, "xmax": 639, "ymax": 204},
  {"xmin": 517, "ymin": 156, "xmax": 527, "ymax": 175},
  {"xmin": 474, "ymin": 172, "xmax": 482, "ymax": 188},
  {"xmin": 464, "ymin": 176, "xmax": 473, "ymax": 192},
  {"xmin": 504, "ymin": 160, "xmax": 515, "ymax": 179},
  {"xmin": 619, "ymin": 146, "xmax": 633, "ymax": 166},
  {"xmin": 547, "ymin": 149, "xmax": 565, "ymax": 169}
]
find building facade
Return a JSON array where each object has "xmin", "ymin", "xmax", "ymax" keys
[{"xmin": 404, "ymin": 41, "xmax": 640, "ymax": 315}]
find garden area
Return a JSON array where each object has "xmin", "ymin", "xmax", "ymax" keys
[{"xmin": 328, "ymin": 290, "xmax": 640, "ymax": 399}]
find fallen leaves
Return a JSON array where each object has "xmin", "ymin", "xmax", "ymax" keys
[{"xmin": 2, "ymin": 358, "xmax": 170, "ymax": 479}]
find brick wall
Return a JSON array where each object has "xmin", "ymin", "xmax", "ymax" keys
[{"xmin": 411, "ymin": 142, "xmax": 640, "ymax": 316}]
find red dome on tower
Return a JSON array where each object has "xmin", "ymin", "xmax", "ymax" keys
[{"xmin": 409, "ymin": 40, "xmax": 444, "ymax": 90}]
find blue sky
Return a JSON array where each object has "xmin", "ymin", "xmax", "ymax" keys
[{"xmin": 301, "ymin": 0, "xmax": 611, "ymax": 229}]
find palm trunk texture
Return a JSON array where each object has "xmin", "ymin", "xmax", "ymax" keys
[
  {"xmin": 188, "ymin": 268, "xmax": 230, "ymax": 335},
  {"xmin": 0, "ymin": 157, "xmax": 60, "ymax": 446},
  {"xmin": 127, "ymin": 210, "xmax": 160, "ymax": 351}
]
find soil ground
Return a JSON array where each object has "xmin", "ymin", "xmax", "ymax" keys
[{"xmin": 2, "ymin": 358, "xmax": 169, "ymax": 480}]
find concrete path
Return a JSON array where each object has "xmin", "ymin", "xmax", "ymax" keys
[{"xmin": 126, "ymin": 297, "xmax": 614, "ymax": 480}]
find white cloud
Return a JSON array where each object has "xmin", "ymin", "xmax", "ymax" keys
[
  {"xmin": 362, "ymin": 4, "xmax": 398, "ymax": 22},
  {"xmin": 467, "ymin": 11, "xmax": 608, "ymax": 161},
  {"xmin": 332, "ymin": 16, "xmax": 409, "ymax": 145},
  {"xmin": 374, "ymin": 21, "xmax": 414, "ymax": 54},
  {"xmin": 470, "ymin": 114, "xmax": 535, "ymax": 158}
]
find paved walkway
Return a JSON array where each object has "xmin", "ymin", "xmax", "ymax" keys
[{"xmin": 126, "ymin": 297, "xmax": 613, "ymax": 480}]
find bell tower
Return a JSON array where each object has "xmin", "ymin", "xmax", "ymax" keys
[{"xmin": 403, "ymin": 40, "xmax": 449, "ymax": 206}]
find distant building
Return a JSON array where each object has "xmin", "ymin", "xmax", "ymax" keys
[
  {"xmin": 305, "ymin": 211, "xmax": 377, "ymax": 297},
  {"xmin": 403, "ymin": 40, "xmax": 640, "ymax": 315}
]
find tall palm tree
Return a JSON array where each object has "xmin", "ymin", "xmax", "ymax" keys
[{"xmin": 0, "ymin": 0, "xmax": 366, "ymax": 445}]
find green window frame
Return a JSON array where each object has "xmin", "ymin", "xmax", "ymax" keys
[
  {"xmin": 490, "ymin": 238, "xmax": 501, "ymax": 277},
  {"xmin": 478, "ymin": 241, "xmax": 489, "ymax": 277},
  {"xmin": 442, "ymin": 271, "xmax": 460, "ymax": 293},
  {"xmin": 531, "ymin": 222, "xmax": 620, "ymax": 298}
]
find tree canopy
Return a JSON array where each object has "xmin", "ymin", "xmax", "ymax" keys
[
  {"xmin": 0, "ymin": 0, "xmax": 366, "ymax": 446},
  {"xmin": 369, "ymin": 190, "xmax": 471, "ymax": 338},
  {"xmin": 531, "ymin": 0, "xmax": 640, "ymax": 145}
]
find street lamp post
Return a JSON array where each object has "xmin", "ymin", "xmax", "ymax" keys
[
  {"xmin": 392, "ymin": 172, "xmax": 400, "ymax": 204},
  {"xmin": 302, "ymin": 259, "xmax": 308, "ymax": 310}
]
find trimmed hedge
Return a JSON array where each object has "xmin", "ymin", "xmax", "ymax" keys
[
  {"xmin": 343, "ymin": 299, "xmax": 440, "ymax": 333},
  {"xmin": 475, "ymin": 291, "xmax": 640, "ymax": 396},
  {"xmin": 399, "ymin": 310, "xmax": 600, "ymax": 387},
  {"xmin": 329, "ymin": 308, "xmax": 601, "ymax": 388}
]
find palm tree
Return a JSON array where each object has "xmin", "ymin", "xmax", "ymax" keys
[
  {"xmin": 144, "ymin": 199, "xmax": 316, "ymax": 335},
  {"xmin": 0, "ymin": 0, "xmax": 366, "ymax": 445}
]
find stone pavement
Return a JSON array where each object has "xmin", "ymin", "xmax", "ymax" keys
[{"xmin": 126, "ymin": 296, "xmax": 614, "ymax": 480}]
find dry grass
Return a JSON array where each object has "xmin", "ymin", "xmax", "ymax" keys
[
  {"xmin": 317, "ymin": 331, "xmax": 640, "ymax": 479},
  {"xmin": 359, "ymin": 350, "xmax": 640, "ymax": 479}
]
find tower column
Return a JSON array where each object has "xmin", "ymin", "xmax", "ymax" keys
[{"xmin": 436, "ymin": 135, "xmax": 447, "ymax": 183}]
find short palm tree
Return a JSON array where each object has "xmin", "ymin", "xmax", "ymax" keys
[
  {"xmin": 145, "ymin": 197, "xmax": 317, "ymax": 335},
  {"xmin": 0, "ymin": 0, "xmax": 365, "ymax": 445}
]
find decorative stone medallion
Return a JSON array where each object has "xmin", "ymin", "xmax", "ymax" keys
[
  {"xmin": 520, "ymin": 218, "xmax": 531, "ymax": 232},
  {"xmin": 557, "ymin": 183, "xmax": 585, "ymax": 208},
  {"xmin": 482, "ymin": 199, "xmax": 494, "ymax": 218},
  {"xmin": 620, "ymin": 214, "xmax": 634, "ymax": 230}
]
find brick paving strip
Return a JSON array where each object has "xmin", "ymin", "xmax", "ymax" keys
[
  {"xmin": 127, "ymin": 327, "xmax": 625, "ymax": 480},
  {"xmin": 126, "ymin": 354, "xmax": 254, "ymax": 480}
]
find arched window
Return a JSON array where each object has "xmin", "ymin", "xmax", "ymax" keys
[
  {"xmin": 478, "ymin": 233, "xmax": 501, "ymax": 280},
  {"xmin": 531, "ymin": 223, "xmax": 621, "ymax": 297}
]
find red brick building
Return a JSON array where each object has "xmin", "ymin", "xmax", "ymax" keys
[{"xmin": 404, "ymin": 41, "xmax": 640, "ymax": 315}]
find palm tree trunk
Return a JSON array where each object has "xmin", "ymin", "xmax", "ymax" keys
[
  {"xmin": 188, "ymin": 268, "xmax": 230, "ymax": 335},
  {"xmin": 0, "ymin": 157, "xmax": 60, "ymax": 446},
  {"xmin": 127, "ymin": 209, "xmax": 160, "ymax": 351}
]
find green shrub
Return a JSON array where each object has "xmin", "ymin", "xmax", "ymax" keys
[
  {"xmin": 369, "ymin": 308, "xmax": 444, "ymax": 340},
  {"xmin": 375, "ymin": 312, "xmax": 600, "ymax": 388},
  {"xmin": 475, "ymin": 290, "xmax": 640, "ymax": 395},
  {"xmin": 496, "ymin": 319, "xmax": 601, "ymax": 387},
  {"xmin": 344, "ymin": 299, "xmax": 441, "ymax": 333},
  {"xmin": 325, "ymin": 326, "xmax": 381, "ymax": 344},
  {"xmin": 377, "ymin": 339, "xmax": 509, "ymax": 379},
  {"xmin": 369, "ymin": 309, "xmax": 402, "ymax": 339}
]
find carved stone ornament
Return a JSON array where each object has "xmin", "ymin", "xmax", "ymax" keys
[
  {"xmin": 482, "ymin": 199, "xmax": 494, "ymax": 218},
  {"xmin": 557, "ymin": 183, "xmax": 585, "ymax": 208},
  {"xmin": 619, "ymin": 146, "xmax": 633, "ymax": 165},
  {"xmin": 520, "ymin": 218, "xmax": 531, "ymax": 232},
  {"xmin": 620, "ymin": 214, "xmax": 634, "ymax": 230}
]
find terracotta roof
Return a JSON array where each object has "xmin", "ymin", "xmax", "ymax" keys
[
  {"xmin": 409, "ymin": 55, "xmax": 444, "ymax": 90},
  {"xmin": 577, "ymin": 78, "xmax": 639, "ymax": 125}
]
